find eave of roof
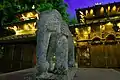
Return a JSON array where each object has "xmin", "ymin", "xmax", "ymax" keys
[
  {"xmin": 75, "ymin": 2, "xmax": 120, "ymax": 11},
  {"xmin": 0, "ymin": 34, "xmax": 36, "ymax": 44},
  {"xmin": 3, "ymin": 18, "xmax": 37, "ymax": 27},
  {"xmin": 69, "ymin": 15, "xmax": 120, "ymax": 28}
]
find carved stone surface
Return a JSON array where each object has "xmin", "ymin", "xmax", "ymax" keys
[
  {"xmin": 36, "ymin": 9, "xmax": 76, "ymax": 79},
  {"xmin": 55, "ymin": 33, "xmax": 68, "ymax": 72},
  {"xmin": 36, "ymin": 68, "xmax": 77, "ymax": 80},
  {"xmin": 62, "ymin": 21, "xmax": 75, "ymax": 67}
]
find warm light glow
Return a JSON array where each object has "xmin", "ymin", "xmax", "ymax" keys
[
  {"xmin": 79, "ymin": 11, "xmax": 84, "ymax": 15},
  {"xmin": 112, "ymin": 5, "xmax": 116, "ymax": 12},
  {"xmin": 32, "ymin": 5, "xmax": 35, "ymax": 9},
  {"xmin": 27, "ymin": 12, "xmax": 33, "ymax": 18},
  {"xmin": 28, "ymin": 23, "xmax": 36, "ymax": 30},
  {"xmin": 117, "ymin": 23, "xmax": 120, "ymax": 28},
  {"xmin": 106, "ymin": 22, "xmax": 112, "ymax": 25},
  {"xmin": 84, "ymin": 31, "xmax": 88, "ymax": 35},
  {"xmin": 83, "ymin": 31, "xmax": 88, "ymax": 39},
  {"xmin": 7, "ymin": 11, "xmax": 38, "ymax": 35},
  {"xmin": 74, "ymin": 40, "xmax": 77, "ymax": 44},
  {"xmin": 75, "ymin": 28, "xmax": 80, "ymax": 34},
  {"xmin": 8, "ymin": 22, "xmax": 37, "ymax": 35},
  {"xmin": 13, "ymin": 26, "xmax": 17, "ymax": 31},
  {"xmin": 88, "ymin": 27, "xmax": 91, "ymax": 33},
  {"xmin": 23, "ymin": 24, "xmax": 30, "ymax": 30},
  {"xmin": 100, "ymin": 25, "xmax": 105, "ymax": 31},
  {"xmin": 81, "ymin": 19, "xmax": 85, "ymax": 23},
  {"xmin": 90, "ymin": 9, "xmax": 93, "ymax": 15},
  {"xmin": 80, "ymin": 15, "xmax": 84, "ymax": 18},
  {"xmin": 86, "ymin": 10, "xmax": 89, "ymax": 15},
  {"xmin": 35, "ymin": 13, "xmax": 39, "ymax": 20},
  {"xmin": 105, "ymin": 22, "xmax": 114, "ymax": 32},
  {"xmin": 108, "ymin": 6, "xmax": 111, "ymax": 11},
  {"xmin": 100, "ymin": 7, "xmax": 104, "ymax": 14},
  {"xmin": 20, "ymin": 12, "xmax": 38, "ymax": 20},
  {"xmin": 100, "ymin": 25, "xmax": 102, "ymax": 29},
  {"xmin": 21, "ymin": 14, "xmax": 28, "ymax": 20}
]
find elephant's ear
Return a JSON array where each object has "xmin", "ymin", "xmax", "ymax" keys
[{"xmin": 61, "ymin": 21, "xmax": 70, "ymax": 37}]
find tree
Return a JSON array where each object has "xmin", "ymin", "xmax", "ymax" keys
[
  {"xmin": 70, "ymin": 16, "xmax": 78, "ymax": 24},
  {"xmin": 52, "ymin": 0, "xmax": 70, "ymax": 23},
  {"xmin": 36, "ymin": 0, "xmax": 70, "ymax": 23},
  {"xmin": 0, "ymin": 0, "xmax": 70, "ymax": 25},
  {"xmin": 0, "ymin": 0, "xmax": 18, "ymax": 37},
  {"xmin": 0, "ymin": 0, "xmax": 19, "ymax": 26}
]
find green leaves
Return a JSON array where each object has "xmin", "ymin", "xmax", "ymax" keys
[
  {"xmin": 70, "ymin": 17, "xmax": 78, "ymax": 24},
  {"xmin": 0, "ymin": 4, "xmax": 4, "ymax": 10},
  {"xmin": 0, "ymin": 0, "xmax": 70, "ymax": 26},
  {"xmin": 50, "ymin": 0, "xmax": 69, "ymax": 23},
  {"xmin": 36, "ymin": 0, "xmax": 70, "ymax": 23},
  {"xmin": 37, "ymin": 3, "xmax": 53, "ymax": 12}
]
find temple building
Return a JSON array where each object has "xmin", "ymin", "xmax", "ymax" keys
[
  {"xmin": 0, "ymin": 9, "xmax": 38, "ymax": 73},
  {"xmin": 69, "ymin": 2, "xmax": 120, "ymax": 68}
]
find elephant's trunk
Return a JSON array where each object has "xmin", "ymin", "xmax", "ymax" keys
[{"xmin": 36, "ymin": 30, "xmax": 51, "ymax": 74}]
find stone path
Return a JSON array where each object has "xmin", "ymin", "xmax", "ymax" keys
[
  {"xmin": 73, "ymin": 68, "xmax": 120, "ymax": 80},
  {"xmin": 0, "ymin": 68, "xmax": 36, "ymax": 80}
]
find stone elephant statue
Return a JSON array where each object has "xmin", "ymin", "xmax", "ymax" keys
[{"xmin": 36, "ymin": 9, "xmax": 75, "ymax": 75}]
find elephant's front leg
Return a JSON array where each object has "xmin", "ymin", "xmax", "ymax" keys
[
  {"xmin": 68, "ymin": 36, "xmax": 75, "ymax": 67},
  {"xmin": 47, "ymin": 33, "xmax": 57, "ymax": 72},
  {"xmin": 54, "ymin": 34, "xmax": 68, "ymax": 74},
  {"xmin": 36, "ymin": 31, "xmax": 51, "ymax": 75}
]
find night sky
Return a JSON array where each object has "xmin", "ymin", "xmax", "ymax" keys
[{"xmin": 64, "ymin": 0, "xmax": 120, "ymax": 19}]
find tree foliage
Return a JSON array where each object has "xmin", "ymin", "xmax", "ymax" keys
[
  {"xmin": 69, "ymin": 16, "xmax": 78, "ymax": 24},
  {"xmin": 0, "ymin": 0, "xmax": 20, "ymax": 26},
  {"xmin": 0, "ymin": 0, "xmax": 71, "ymax": 25},
  {"xmin": 37, "ymin": 0, "xmax": 70, "ymax": 23}
]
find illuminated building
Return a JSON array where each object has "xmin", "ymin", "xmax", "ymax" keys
[
  {"xmin": 0, "ymin": 9, "xmax": 38, "ymax": 73},
  {"xmin": 70, "ymin": 2, "xmax": 120, "ymax": 68}
]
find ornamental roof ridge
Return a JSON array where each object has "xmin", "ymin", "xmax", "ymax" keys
[{"xmin": 75, "ymin": 1, "xmax": 120, "ymax": 11}]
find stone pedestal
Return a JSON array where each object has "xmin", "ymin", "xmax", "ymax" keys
[{"xmin": 36, "ymin": 67, "xmax": 77, "ymax": 80}]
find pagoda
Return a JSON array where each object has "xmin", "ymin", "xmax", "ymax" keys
[
  {"xmin": 0, "ymin": 9, "xmax": 38, "ymax": 73},
  {"xmin": 70, "ymin": 2, "xmax": 120, "ymax": 68}
]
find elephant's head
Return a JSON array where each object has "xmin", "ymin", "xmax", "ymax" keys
[{"xmin": 37, "ymin": 9, "xmax": 63, "ymax": 33}]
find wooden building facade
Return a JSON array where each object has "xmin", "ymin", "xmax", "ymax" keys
[
  {"xmin": 70, "ymin": 2, "xmax": 120, "ymax": 68},
  {"xmin": 0, "ymin": 35, "xmax": 36, "ymax": 73},
  {"xmin": 0, "ymin": 10, "xmax": 37, "ymax": 73}
]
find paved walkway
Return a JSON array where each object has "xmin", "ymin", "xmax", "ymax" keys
[
  {"xmin": 73, "ymin": 68, "xmax": 120, "ymax": 80},
  {"xmin": 0, "ymin": 68, "xmax": 36, "ymax": 80}
]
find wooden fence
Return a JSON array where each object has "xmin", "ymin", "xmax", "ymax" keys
[
  {"xmin": 0, "ymin": 44, "xmax": 36, "ymax": 73},
  {"xmin": 77, "ymin": 43, "xmax": 120, "ymax": 68}
]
